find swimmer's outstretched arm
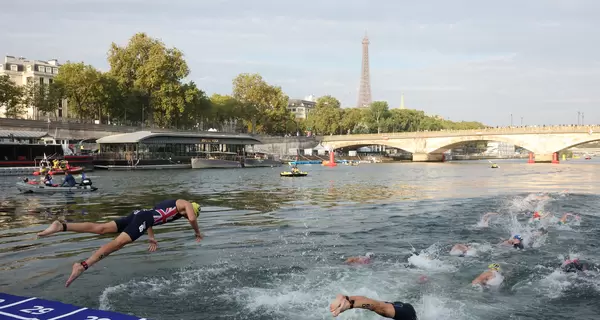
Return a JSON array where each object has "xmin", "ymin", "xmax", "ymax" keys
[
  {"xmin": 330, "ymin": 294, "xmax": 396, "ymax": 318},
  {"xmin": 65, "ymin": 232, "xmax": 133, "ymax": 287}
]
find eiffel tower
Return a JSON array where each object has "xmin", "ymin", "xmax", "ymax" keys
[{"xmin": 357, "ymin": 33, "xmax": 372, "ymax": 108}]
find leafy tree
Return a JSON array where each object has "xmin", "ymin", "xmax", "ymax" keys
[
  {"xmin": 231, "ymin": 73, "xmax": 292, "ymax": 134},
  {"xmin": 341, "ymin": 108, "xmax": 368, "ymax": 134},
  {"xmin": 108, "ymin": 32, "xmax": 189, "ymax": 126},
  {"xmin": 54, "ymin": 62, "xmax": 104, "ymax": 120},
  {"xmin": 0, "ymin": 75, "xmax": 26, "ymax": 118},
  {"xmin": 305, "ymin": 95, "xmax": 343, "ymax": 135},
  {"xmin": 368, "ymin": 101, "xmax": 390, "ymax": 133}
]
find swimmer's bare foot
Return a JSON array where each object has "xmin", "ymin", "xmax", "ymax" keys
[
  {"xmin": 37, "ymin": 220, "xmax": 63, "ymax": 237},
  {"xmin": 330, "ymin": 294, "xmax": 351, "ymax": 317},
  {"xmin": 65, "ymin": 262, "xmax": 85, "ymax": 287}
]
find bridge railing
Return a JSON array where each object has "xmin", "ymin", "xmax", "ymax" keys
[{"xmin": 321, "ymin": 125, "xmax": 599, "ymax": 141}]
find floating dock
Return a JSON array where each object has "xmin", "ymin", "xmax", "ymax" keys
[
  {"xmin": 0, "ymin": 292, "xmax": 148, "ymax": 320},
  {"xmin": 0, "ymin": 167, "xmax": 33, "ymax": 176}
]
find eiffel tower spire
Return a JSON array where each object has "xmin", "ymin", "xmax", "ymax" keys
[{"xmin": 357, "ymin": 32, "xmax": 372, "ymax": 108}]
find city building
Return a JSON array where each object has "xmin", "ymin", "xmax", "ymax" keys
[
  {"xmin": 484, "ymin": 141, "xmax": 516, "ymax": 157},
  {"xmin": 288, "ymin": 95, "xmax": 316, "ymax": 119},
  {"xmin": 0, "ymin": 55, "xmax": 68, "ymax": 120}
]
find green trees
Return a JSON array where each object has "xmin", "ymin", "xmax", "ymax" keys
[
  {"xmin": 231, "ymin": 73, "xmax": 292, "ymax": 134},
  {"xmin": 307, "ymin": 102, "xmax": 485, "ymax": 135},
  {"xmin": 0, "ymin": 75, "xmax": 26, "ymax": 118}
]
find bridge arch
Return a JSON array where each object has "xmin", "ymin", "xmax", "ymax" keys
[
  {"xmin": 322, "ymin": 140, "xmax": 416, "ymax": 154},
  {"xmin": 546, "ymin": 133, "xmax": 600, "ymax": 153},
  {"xmin": 424, "ymin": 135, "xmax": 537, "ymax": 154}
]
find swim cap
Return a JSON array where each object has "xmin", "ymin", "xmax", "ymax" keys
[
  {"xmin": 514, "ymin": 235, "xmax": 523, "ymax": 241},
  {"xmin": 365, "ymin": 252, "xmax": 374, "ymax": 258},
  {"xmin": 191, "ymin": 202, "xmax": 200, "ymax": 217},
  {"xmin": 488, "ymin": 263, "xmax": 500, "ymax": 271},
  {"xmin": 533, "ymin": 211, "xmax": 540, "ymax": 218}
]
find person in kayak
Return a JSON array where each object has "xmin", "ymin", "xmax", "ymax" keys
[
  {"xmin": 61, "ymin": 172, "xmax": 77, "ymax": 187},
  {"xmin": 329, "ymin": 294, "xmax": 417, "ymax": 319},
  {"xmin": 37, "ymin": 199, "xmax": 202, "ymax": 287}
]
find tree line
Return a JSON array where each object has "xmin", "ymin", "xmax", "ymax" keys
[{"xmin": 0, "ymin": 32, "xmax": 485, "ymax": 135}]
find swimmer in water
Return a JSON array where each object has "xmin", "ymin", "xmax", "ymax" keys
[
  {"xmin": 37, "ymin": 199, "xmax": 202, "ymax": 287},
  {"xmin": 471, "ymin": 263, "xmax": 502, "ymax": 286},
  {"xmin": 557, "ymin": 213, "xmax": 579, "ymax": 225},
  {"xmin": 561, "ymin": 257, "xmax": 600, "ymax": 273},
  {"xmin": 450, "ymin": 244, "xmax": 471, "ymax": 257},
  {"xmin": 501, "ymin": 235, "xmax": 524, "ymax": 249},
  {"xmin": 345, "ymin": 252, "xmax": 374, "ymax": 264},
  {"xmin": 529, "ymin": 211, "xmax": 549, "ymax": 224},
  {"xmin": 480, "ymin": 212, "xmax": 499, "ymax": 227},
  {"xmin": 329, "ymin": 294, "xmax": 417, "ymax": 320}
]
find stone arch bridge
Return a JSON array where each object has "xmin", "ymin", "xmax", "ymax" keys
[{"xmin": 320, "ymin": 126, "xmax": 600, "ymax": 163}]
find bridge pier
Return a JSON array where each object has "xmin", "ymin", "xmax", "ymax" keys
[
  {"xmin": 534, "ymin": 153, "xmax": 559, "ymax": 163},
  {"xmin": 412, "ymin": 153, "xmax": 444, "ymax": 162}
]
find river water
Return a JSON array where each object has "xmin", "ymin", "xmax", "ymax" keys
[{"xmin": 1, "ymin": 159, "xmax": 600, "ymax": 320}]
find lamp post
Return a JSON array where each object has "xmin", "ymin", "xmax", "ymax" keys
[
  {"xmin": 577, "ymin": 111, "xmax": 580, "ymax": 125},
  {"xmin": 510, "ymin": 113, "xmax": 513, "ymax": 127},
  {"xmin": 520, "ymin": 116, "xmax": 523, "ymax": 126},
  {"xmin": 582, "ymin": 112, "xmax": 585, "ymax": 125}
]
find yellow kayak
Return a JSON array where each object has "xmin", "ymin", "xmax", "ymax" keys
[{"xmin": 280, "ymin": 171, "xmax": 308, "ymax": 177}]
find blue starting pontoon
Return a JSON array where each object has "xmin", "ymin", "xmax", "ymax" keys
[{"xmin": 0, "ymin": 292, "xmax": 148, "ymax": 320}]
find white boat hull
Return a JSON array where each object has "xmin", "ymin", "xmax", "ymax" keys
[
  {"xmin": 94, "ymin": 164, "xmax": 191, "ymax": 170},
  {"xmin": 244, "ymin": 159, "xmax": 282, "ymax": 167},
  {"xmin": 191, "ymin": 158, "xmax": 241, "ymax": 169},
  {"xmin": 16, "ymin": 181, "xmax": 98, "ymax": 193}
]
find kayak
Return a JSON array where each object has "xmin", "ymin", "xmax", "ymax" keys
[
  {"xmin": 16, "ymin": 181, "xmax": 98, "ymax": 193},
  {"xmin": 280, "ymin": 171, "xmax": 308, "ymax": 177}
]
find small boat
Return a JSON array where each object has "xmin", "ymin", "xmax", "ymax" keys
[
  {"xmin": 280, "ymin": 171, "xmax": 308, "ymax": 177},
  {"xmin": 16, "ymin": 181, "xmax": 98, "ymax": 193},
  {"xmin": 491, "ymin": 164, "xmax": 499, "ymax": 168},
  {"xmin": 585, "ymin": 155, "xmax": 591, "ymax": 160}
]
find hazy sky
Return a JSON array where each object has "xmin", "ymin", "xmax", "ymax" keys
[{"xmin": 2, "ymin": 0, "xmax": 600, "ymax": 126}]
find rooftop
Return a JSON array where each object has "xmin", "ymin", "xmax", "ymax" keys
[
  {"xmin": 96, "ymin": 131, "xmax": 263, "ymax": 144},
  {"xmin": 0, "ymin": 130, "xmax": 50, "ymax": 139}
]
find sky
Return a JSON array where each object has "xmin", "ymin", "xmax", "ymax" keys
[{"xmin": 2, "ymin": 0, "xmax": 600, "ymax": 126}]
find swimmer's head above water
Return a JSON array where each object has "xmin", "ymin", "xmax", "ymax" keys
[
  {"xmin": 488, "ymin": 263, "xmax": 501, "ymax": 272},
  {"xmin": 512, "ymin": 235, "xmax": 524, "ymax": 249}
]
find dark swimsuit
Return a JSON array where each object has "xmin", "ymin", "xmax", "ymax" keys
[
  {"xmin": 113, "ymin": 199, "xmax": 184, "ymax": 241},
  {"xmin": 387, "ymin": 301, "xmax": 417, "ymax": 320}
]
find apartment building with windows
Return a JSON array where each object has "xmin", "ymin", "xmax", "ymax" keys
[
  {"xmin": 287, "ymin": 95, "xmax": 316, "ymax": 119},
  {"xmin": 0, "ymin": 55, "xmax": 68, "ymax": 119}
]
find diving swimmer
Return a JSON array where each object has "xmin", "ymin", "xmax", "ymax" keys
[
  {"xmin": 329, "ymin": 294, "xmax": 417, "ymax": 320},
  {"xmin": 501, "ymin": 235, "xmax": 524, "ymax": 249},
  {"xmin": 471, "ymin": 263, "xmax": 503, "ymax": 287},
  {"xmin": 37, "ymin": 199, "xmax": 202, "ymax": 287},
  {"xmin": 345, "ymin": 252, "xmax": 374, "ymax": 264}
]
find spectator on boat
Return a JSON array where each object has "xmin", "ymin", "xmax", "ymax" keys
[{"xmin": 61, "ymin": 172, "xmax": 77, "ymax": 187}]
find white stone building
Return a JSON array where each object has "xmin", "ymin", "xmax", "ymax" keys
[
  {"xmin": 287, "ymin": 95, "xmax": 317, "ymax": 119},
  {"xmin": 0, "ymin": 55, "xmax": 68, "ymax": 119}
]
